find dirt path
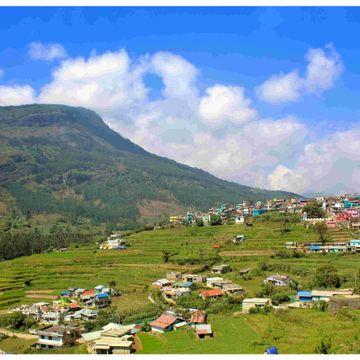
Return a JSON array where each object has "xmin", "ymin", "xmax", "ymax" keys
[
  {"xmin": 0, "ymin": 328, "xmax": 37, "ymax": 340},
  {"xmin": 220, "ymin": 250, "xmax": 276, "ymax": 256}
]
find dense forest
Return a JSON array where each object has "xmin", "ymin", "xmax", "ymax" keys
[{"xmin": 0, "ymin": 104, "xmax": 299, "ymax": 227}]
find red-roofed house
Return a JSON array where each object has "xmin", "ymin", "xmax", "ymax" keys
[
  {"xmin": 200, "ymin": 289, "xmax": 224, "ymax": 300},
  {"xmin": 81, "ymin": 290, "xmax": 96, "ymax": 301},
  {"xmin": 150, "ymin": 314, "xmax": 180, "ymax": 333},
  {"xmin": 190, "ymin": 310, "xmax": 206, "ymax": 325}
]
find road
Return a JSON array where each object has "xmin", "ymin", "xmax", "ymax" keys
[{"xmin": 0, "ymin": 328, "xmax": 37, "ymax": 340}]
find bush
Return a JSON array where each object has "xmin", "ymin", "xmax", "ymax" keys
[
  {"xmin": 271, "ymin": 292, "xmax": 291, "ymax": 306},
  {"xmin": 248, "ymin": 305, "xmax": 272, "ymax": 315},
  {"xmin": 210, "ymin": 214, "xmax": 222, "ymax": 226},
  {"xmin": 315, "ymin": 336, "xmax": 332, "ymax": 354}
]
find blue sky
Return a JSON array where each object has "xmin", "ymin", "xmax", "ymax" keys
[{"xmin": 0, "ymin": 7, "xmax": 359, "ymax": 194}]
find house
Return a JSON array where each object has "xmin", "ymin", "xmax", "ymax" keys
[
  {"xmin": 223, "ymin": 283, "xmax": 245, "ymax": 296},
  {"xmin": 152, "ymin": 278, "xmax": 172, "ymax": 288},
  {"xmin": 182, "ymin": 274, "xmax": 205, "ymax": 283},
  {"xmin": 195, "ymin": 324, "xmax": 213, "ymax": 339},
  {"xmin": 253, "ymin": 209, "xmax": 268, "ymax": 217},
  {"xmin": 41, "ymin": 311, "xmax": 61, "ymax": 324},
  {"xmin": 150, "ymin": 314, "xmax": 181, "ymax": 333},
  {"xmin": 162, "ymin": 287, "xmax": 190, "ymax": 299},
  {"xmin": 166, "ymin": 272, "xmax": 182, "ymax": 281},
  {"xmin": 100, "ymin": 234, "xmax": 127, "ymax": 250},
  {"xmin": 233, "ymin": 234, "xmax": 247, "ymax": 244},
  {"xmin": 297, "ymin": 291, "xmax": 312, "ymax": 303},
  {"xmin": 212, "ymin": 264, "xmax": 231, "ymax": 274},
  {"xmin": 235, "ymin": 216, "xmax": 245, "ymax": 224},
  {"xmin": 35, "ymin": 325, "xmax": 79, "ymax": 349},
  {"xmin": 348, "ymin": 239, "xmax": 360, "ymax": 252},
  {"xmin": 328, "ymin": 296, "xmax": 360, "ymax": 314},
  {"xmin": 190, "ymin": 310, "xmax": 206, "ymax": 325},
  {"xmin": 200, "ymin": 289, "xmax": 224, "ymax": 300},
  {"xmin": 239, "ymin": 268, "xmax": 252, "ymax": 276},
  {"xmin": 94, "ymin": 293, "xmax": 111, "ymax": 308},
  {"xmin": 172, "ymin": 281, "xmax": 193, "ymax": 289},
  {"xmin": 80, "ymin": 289, "xmax": 96, "ymax": 301},
  {"xmin": 285, "ymin": 242, "xmax": 297, "ymax": 249},
  {"xmin": 210, "ymin": 279, "xmax": 233, "ymax": 289},
  {"xmin": 265, "ymin": 274, "xmax": 291, "ymax": 287},
  {"xmin": 311, "ymin": 289, "xmax": 353, "ymax": 302},
  {"xmin": 94, "ymin": 285, "xmax": 105, "ymax": 293},
  {"xmin": 92, "ymin": 337, "xmax": 133, "ymax": 354},
  {"xmin": 242, "ymin": 298, "xmax": 271, "ymax": 313},
  {"xmin": 206, "ymin": 277, "xmax": 224, "ymax": 288}
]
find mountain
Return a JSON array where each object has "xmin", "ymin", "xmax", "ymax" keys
[{"xmin": 0, "ymin": 104, "xmax": 299, "ymax": 226}]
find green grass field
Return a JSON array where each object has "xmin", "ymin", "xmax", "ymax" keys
[{"xmin": 0, "ymin": 220, "xmax": 359, "ymax": 354}]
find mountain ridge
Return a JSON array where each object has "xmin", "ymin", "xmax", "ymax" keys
[{"xmin": 0, "ymin": 104, "xmax": 300, "ymax": 227}]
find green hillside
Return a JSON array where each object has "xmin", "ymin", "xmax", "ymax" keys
[{"xmin": 0, "ymin": 104, "xmax": 299, "ymax": 227}]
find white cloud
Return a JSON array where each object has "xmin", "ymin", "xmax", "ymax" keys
[
  {"xmin": 305, "ymin": 44, "xmax": 343, "ymax": 93},
  {"xmin": 150, "ymin": 52, "xmax": 198, "ymax": 98},
  {"xmin": 39, "ymin": 49, "xmax": 147, "ymax": 116},
  {"xmin": 256, "ymin": 71, "xmax": 303, "ymax": 105},
  {"xmin": 199, "ymin": 85, "xmax": 257, "ymax": 126},
  {"xmin": 268, "ymin": 126, "xmax": 360, "ymax": 194},
  {"xmin": 256, "ymin": 44, "xmax": 343, "ymax": 104},
  {"xmin": 29, "ymin": 42, "xmax": 67, "ymax": 62},
  {"xmin": 0, "ymin": 85, "xmax": 36, "ymax": 106}
]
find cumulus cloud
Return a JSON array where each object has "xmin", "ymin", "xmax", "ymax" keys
[
  {"xmin": 0, "ymin": 85, "xmax": 36, "ymax": 106},
  {"xmin": 150, "ymin": 52, "xmax": 198, "ymax": 98},
  {"xmin": 256, "ymin": 44, "xmax": 343, "ymax": 104},
  {"xmin": 29, "ymin": 42, "xmax": 67, "ymax": 61},
  {"xmin": 198, "ymin": 85, "xmax": 257, "ymax": 126},
  {"xmin": 39, "ymin": 49, "xmax": 147, "ymax": 117},
  {"xmin": 268, "ymin": 126, "xmax": 360, "ymax": 194}
]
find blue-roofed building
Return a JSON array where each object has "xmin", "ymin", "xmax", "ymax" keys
[
  {"xmin": 265, "ymin": 346, "xmax": 278, "ymax": 354},
  {"xmin": 253, "ymin": 209, "xmax": 268, "ymax": 217},
  {"xmin": 297, "ymin": 290, "xmax": 312, "ymax": 302},
  {"xmin": 309, "ymin": 244, "xmax": 322, "ymax": 252},
  {"xmin": 173, "ymin": 281, "xmax": 193, "ymax": 288}
]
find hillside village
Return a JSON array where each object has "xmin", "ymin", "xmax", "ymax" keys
[{"xmin": 0, "ymin": 192, "xmax": 359, "ymax": 354}]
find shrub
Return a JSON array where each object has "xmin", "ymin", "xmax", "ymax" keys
[
  {"xmin": 248, "ymin": 305, "xmax": 272, "ymax": 315},
  {"xmin": 315, "ymin": 336, "xmax": 332, "ymax": 354}
]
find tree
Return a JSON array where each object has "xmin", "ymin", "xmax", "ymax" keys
[
  {"xmin": 7, "ymin": 312, "xmax": 27, "ymax": 329},
  {"xmin": 313, "ymin": 265, "xmax": 341, "ymax": 288},
  {"xmin": 162, "ymin": 250, "xmax": 171, "ymax": 263},
  {"xmin": 108, "ymin": 280, "xmax": 116, "ymax": 289},
  {"xmin": 314, "ymin": 222, "xmax": 329, "ymax": 245},
  {"xmin": 196, "ymin": 218, "xmax": 204, "ymax": 227},
  {"xmin": 210, "ymin": 214, "xmax": 222, "ymax": 226},
  {"xmin": 303, "ymin": 201, "xmax": 325, "ymax": 218}
]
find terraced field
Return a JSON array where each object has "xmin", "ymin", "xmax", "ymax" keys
[{"xmin": 0, "ymin": 220, "xmax": 359, "ymax": 354}]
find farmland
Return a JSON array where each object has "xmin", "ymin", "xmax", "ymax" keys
[{"xmin": 0, "ymin": 219, "xmax": 359, "ymax": 354}]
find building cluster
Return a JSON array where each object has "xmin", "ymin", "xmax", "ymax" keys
[
  {"xmin": 285, "ymin": 239, "xmax": 360, "ymax": 254},
  {"xmin": 152, "ymin": 266, "xmax": 245, "ymax": 303},
  {"xmin": 9, "ymin": 285, "xmax": 113, "ymax": 326},
  {"xmin": 169, "ymin": 194, "xmax": 360, "ymax": 229}
]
